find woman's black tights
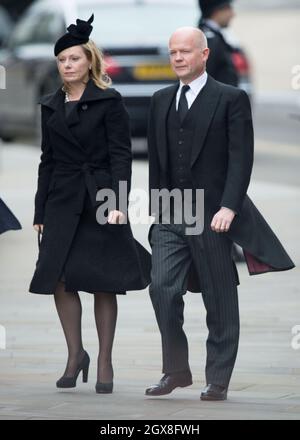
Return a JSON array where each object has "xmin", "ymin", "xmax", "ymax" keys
[{"xmin": 54, "ymin": 282, "xmax": 117, "ymax": 382}]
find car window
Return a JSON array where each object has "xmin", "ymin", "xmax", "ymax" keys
[
  {"xmin": 8, "ymin": 10, "xmax": 64, "ymax": 48},
  {"xmin": 77, "ymin": 1, "xmax": 199, "ymax": 46}
]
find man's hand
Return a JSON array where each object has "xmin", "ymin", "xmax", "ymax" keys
[
  {"xmin": 211, "ymin": 207, "xmax": 236, "ymax": 233},
  {"xmin": 108, "ymin": 210, "xmax": 126, "ymax": 224}
]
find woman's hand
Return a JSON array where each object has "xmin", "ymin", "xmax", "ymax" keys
[
  {"xmin": 107, "ymin": 210, "xmax": 126, "ymax": 224},
  {"xmin": 33, "ymin": 224, "xmax": 44, "ymax": 233}
]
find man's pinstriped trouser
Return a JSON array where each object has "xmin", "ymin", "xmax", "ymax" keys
[{"xmin": 149, "ymin": 221, "xmax": 240, "ymax": 388}]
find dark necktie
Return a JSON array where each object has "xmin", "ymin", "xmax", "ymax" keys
[{"xmin": 177, "ymin": 84, "xmax": 190, "ymax": 123}]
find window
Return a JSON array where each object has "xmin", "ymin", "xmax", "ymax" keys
[{"xmin": 9, "ymin": 10, "xmax": 64, "ymax": 48}]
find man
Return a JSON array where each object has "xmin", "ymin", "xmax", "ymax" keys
[
  {"xmin": 198, "ymin": 0, "xmax": 238, "ymax": 86},
  {"xmin": 146, "ymin": 27, "xmax": 294, "ymax": 401}
]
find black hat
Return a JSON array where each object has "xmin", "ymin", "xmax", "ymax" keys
[
  {"xmin": 199, "ymin": 0, "xmax": 233, "ymax": 18},
  {"xmin": 54, "ymin": 14, "xmax": 94, "ymax": 56}
]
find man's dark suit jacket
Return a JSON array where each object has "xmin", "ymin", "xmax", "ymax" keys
[{"xmin": 148, "ymin": 75, "xmax": 294, "ymax": 290}]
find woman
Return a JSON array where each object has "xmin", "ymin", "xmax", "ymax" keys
[{"xmin": 29, "ymin": 14, "xmax": 151, "ymax": 394}]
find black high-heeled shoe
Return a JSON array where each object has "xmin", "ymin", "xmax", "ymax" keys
[
  {"xmin": 56, "ymin": 351, "xmax": 90, "ymax": 388},
  {"xmin": 95, "ymin": 381, "xmax": 113, "ymax": 394}
]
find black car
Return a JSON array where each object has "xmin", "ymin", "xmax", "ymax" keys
[{"xmin": 0, "ymin": 0, "xmax": 252, "ymax": 146}]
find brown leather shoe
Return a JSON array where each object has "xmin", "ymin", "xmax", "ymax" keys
[
  {"xmin": 200, "ymin": 384, "xmax": 228, "ymax": 401},
  {"xmin": 145, "ymin": 371, "xmax": 192, "ymax": 396}
]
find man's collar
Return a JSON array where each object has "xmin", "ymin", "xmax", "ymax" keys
[{"xmin": 179, "ymin": 71, "xmax": 208, "ymax": 95}]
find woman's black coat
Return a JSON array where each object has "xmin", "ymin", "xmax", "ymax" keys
[{"xmin": 29, "ymin": 79, "xmax": 151, "ymax": 294}]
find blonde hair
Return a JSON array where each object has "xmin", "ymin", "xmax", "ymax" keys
[
  {"xmin": 62, "ymin": 39, "xmax": 112, "ymax": 93},
  {"xmin": 82, "ymin": 39, "xmax": 112, "ymax": 88}
]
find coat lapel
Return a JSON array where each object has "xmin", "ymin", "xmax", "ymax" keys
[
  {"xmin": 155, "ymin": 84, "xmax": 178, "ymax": 171},
  {"xmin": 40, "ymin": 79, "xmax": 119, "ymax": 151},
  {"xmin": 190, "ymin": 76, "xmax": 222, "ymax": 167},
  {"xmin": 154, "ymin": 76, "xmax": 222, "ymax": 170},
  {"xmin": 66, "ymin": 79, "xmax": 118, "ymax": 128},
  {"xmin": 41, "ymin": 87, "xmax": 85, "ymax": 151}
]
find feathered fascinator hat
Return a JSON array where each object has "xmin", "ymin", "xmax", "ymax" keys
[{"xmin": 54, "ymin": 14, "xmax": 94, "ymax": 56}]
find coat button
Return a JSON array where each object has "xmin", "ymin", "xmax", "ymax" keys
[{"xmin": 82, "ymin": 104, "xmax": 88, "ymax": 110}]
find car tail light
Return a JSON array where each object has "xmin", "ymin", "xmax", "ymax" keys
[
  {"xmin": 231, "ymin": 52, "xmax": 250, "ymax": 76},
  {"xmin": 104, "ymin": 55, "xmax": 123, "ymax": 77}
]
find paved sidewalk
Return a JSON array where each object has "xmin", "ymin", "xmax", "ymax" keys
[{"xmin": 0, "ymin": 142, "xmax": 299, "ymax": 420}]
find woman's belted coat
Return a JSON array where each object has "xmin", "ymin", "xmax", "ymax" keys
[{"xmin": 29, "ymin": 79, "xmax": 151, "ymax": 294}]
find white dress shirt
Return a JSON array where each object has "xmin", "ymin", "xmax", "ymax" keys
[{"xmin": 176, "ymin": 71, "xmax": 208, "ymax": 111}]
